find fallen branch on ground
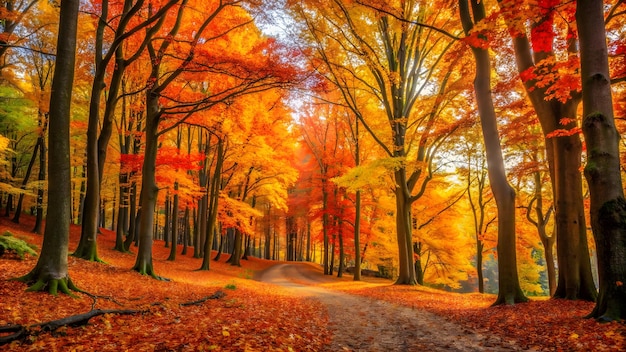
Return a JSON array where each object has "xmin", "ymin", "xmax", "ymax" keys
[
  {"xmin": 0, "ymin": 309, "xmax": 143, "ymax": 345},
  {"xmin": 1, "ymin": 290, "xmax": 226, "ymax": 345},
  {"xmin": 180, "ymin": 290, "xmax": 226, "ymax": 306}
]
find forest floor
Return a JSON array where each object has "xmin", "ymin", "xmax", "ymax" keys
[
  {"xmin": 256, "ymin": 263, "xmax": 521, "ymax": 351},
  {"xmin": 0, "ymin": 215, "xmax": 624, "ymax": 351}
]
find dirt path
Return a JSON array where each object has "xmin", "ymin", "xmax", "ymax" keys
[{"xmin": 256, "ymin": 263, "xmax": 524, "ymax": 352}]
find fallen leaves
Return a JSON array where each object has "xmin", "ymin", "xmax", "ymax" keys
[
  {"xmin": 1, "ymin": 216, "xmax": 625, "ymax": 351},
  {"xmin": 0, "ymin": 216, "xmax": 329, "ymax": 351},
  {"xmin": 329, "ymin": 282, "xmax": 626, "ymax": 351}
]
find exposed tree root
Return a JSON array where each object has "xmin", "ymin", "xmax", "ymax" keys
[{"xmin": 14, "ymin": 273, "xmax": 82, "ymax": 297}]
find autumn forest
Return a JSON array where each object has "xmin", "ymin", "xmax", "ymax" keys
[{"xmin": 1, "ymin": 0, "xmax": 625, "ymax": 350}]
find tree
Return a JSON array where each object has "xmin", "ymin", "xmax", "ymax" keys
[
  {"xmin": 577, "ymin": 0, "xmax": 626, "ymax": 321},
  {"xmin": 0, "ymin": 0, "xmax": 40, "ymax": 74},
  {"xmin": 73, "ymin": 0, "xmax": 178, "ymax": 261},
  {"xmin": 458, "ymin": 0, "xmax": 527, "ymax": 305},
  {"xmin": 497, "ymin": 0, "xmax": 597, "ymax": 301},
  {"xmin": 16, "ymin": 0, "xmax": 80, "ymax": 294},
  {"xmin": 459, "ymin": 134, "xmax": 496, "ymax": 293},
  {"xmin": 288, "ymin": 0, "xmax": 466, "ymax": 284},
  {"xmin": 132, "ymin": 0, "xmax": 295, "ymax": 277}
]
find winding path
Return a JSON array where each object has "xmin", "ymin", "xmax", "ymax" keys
[{"xmin": 256, "ymin": 263, "xmax": 524, "ymax": 352}]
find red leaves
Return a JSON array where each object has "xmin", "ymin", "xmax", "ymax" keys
[
  {"xmin": 341, "ymin": 285, "xmax": 626, "ymax": 351},
  {"xmin": 0, "ymin": 217, "xmax": 329, "ymax": 351},
  {"xmin": 520, "ymin": 56, "xmax": 581, "ymax": 103},
  {"xmin": 530, "ymin": 16, "xmax": 555, "ymax": 53}
]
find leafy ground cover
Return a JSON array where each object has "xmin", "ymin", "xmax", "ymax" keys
[
  {"xmin": 1, "ymin": 215, "xmax": 625, "ymax": 351},
  {"xmin": 315, "ymin": 280, "xmax": 626, "ymax": 351},
  {"xmin": 0, "ymin": 217, "xmax": 329, "ymax": 351}
]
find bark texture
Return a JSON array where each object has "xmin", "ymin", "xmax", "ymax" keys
[
  {"xmin": 18, "ymin": 0, "xmax": 80, "ymax": 294},
  {"xmin": 577, "ymin": 0, "xmax": 626, "ymax": 321},
  {"xmin": 459, "ymin": 0, "xmax": 527, "ymax": 305}
]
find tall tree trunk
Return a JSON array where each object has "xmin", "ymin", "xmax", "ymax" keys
[
  {"xmin": 527, "ymin": 165, "xmax": 557, "ymax": 296},
  {"xmin": 322, "ymin": 179, "xmax": 330, "ymax": 274},
  {"xmin": 476, "ymin": 242, "xmax": 484, "ymax": 293},
  {"xmin": 124, "ymin": 183, "xmax": 137, "ymax": 250},
  {"xmin": 12, "ymin": 139, "xmax": 40, "ymax": 224},
  {"xmin": 226, "ymin": 229, "xmax": 243, "ymax": 266},
  {"xmin": 577, "ymin": 0, "xmax": 626, "ymax": 321},
  {"xmin": 329, "ymin": 234, "xmax": 335, "ymax": 274},
  {"xmin": 200, "ymin": 138, "xmax": 224, "ymax": 270},
  {"xmin": 33, "ymin": 129, "xmax": 46, "ymax": 234},
  {"xmin": 163, "ymin": 194, "xmax": 170, "ymax": 248},
  {"xmin": 181, "ymin": 206, "xmax": 189, "ymax": 255},
  {"xmin": 242, "ymin": 234, "xmax": 250, "ymax": 260},
  {"xmin": 195, "ymin": 196, "xmax": 206, "ymax": 258},
  {"xmin": 459, "ymin": 0, "xmax": 527, "ymax": 305},
  {"xmin": 497, "ymin": 0, "xmax": 597, "ymax": 301},
  {"xmin": 264, "ymin": 206, "xmax": 271, "ymax": 260},
  {"xmin": 114, "ymin": 173, "xmax": 129, "ymax": 252},
  {"xmin": 394, "ymin": 169, "xmax": 417, "ymax": 285},
  {"xmin": 167, "ymin": 183, "xmax": 179, "ymax": 261},
  {"xmin": 414, "ymin": 242, "xmax": 424, "ymax": 285},
  {"xmin": 132, "ymin": 92, "xmax": 160, "ymax": 278},
  {"xmin": 17, "ymin": 0, "xmax": 80, "ymax": 294},
  {"xmin": 337, "ymin": 221, "xmax": 344, "ymax": 278},
  {"xmin": 353, "ymin": 118, "xmax": 361, "ymax": 281},
  {"xmin": 306, "ymin": 220, "xmax": 311, "ymax": 262},
  {"xmin": 552, "ymin": 129, "xmax": 596, "ymax": 301}
]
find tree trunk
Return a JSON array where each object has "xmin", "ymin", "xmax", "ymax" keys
[
  {"xmin": 322, "ymin": 180, "xmax": 330, "ymax": 275},
  {"xmin": 497, "ymin": 0, "xmax": 597, "ymax": 301},
  {"xmin": 164, "ymin": 194, "xmax": 170, "ymax": 248},
  {"xmin": 477, "ymin": 242, "xmax": 484, "ymax": 293},
  {"xmin": 337, "ymin": 223, "xmax": 344, "ymax": 278},
  {"xmin": 33, "ymin": 130, "xmax": 46, "ymax": 234},
  {"xmin": 306, "ymin": 220, "xmax": 311, "ymax": 262},
  {"xmin": 194, "ymin": 196, "xmax": 206, "ymax": 258},
  {"xmin": 460, "ymin": 0, "xmax": 527, "ymax": 305},
  {"xmin": 181, "ymin": 206, "xmax": 189, "ymax": 255},
  {"xmin": 200, "ymin": 138, "xmax": 224, "ymax": 270},
  {"xmin": 114, "ymin": 173, "xmax": 129, "ymax": 252},
  {"xmin": 353, "ymin": 118, "xmax": 361, "ymax": 280},
  {"xmin": 394, "ymin": 169, "xmax": 417, "ymax": 285},
  {"xmin": 329, "ymin": 234, "xmax": 335, "ymax": 275},
  {"xmin": 123, "ymin": 183, "xmax": 137, "ymax": 250},
  {"xmin": 414, "ymin": 242, "xmax": 424, "ymax": 285},
  {"xmin": 577, "ymin": 0, "xmax": 626, "ymax": 321},
  {"xmin": 552, "ymin": 131, "xmax": 597, "ymax": 301},
  {"xmin": 226, "ymin": 229, "xmax": 243, "ymax": 267},
  {"xmin": 13, "ymin": 134, "xmax": 42, "ymax": 224},
  {"xmin": 132, "ymin": 92, "xmax": 160, "ymax": 278},
  {"xmin": 242, "ymin": 234, "xmax": 250, "ymax": 260},
  {"xmin": 167, "ymin": 183, "xmax": 179, "ymax": 261},
  {"xmin": 17, "ymin": 0, "xmax": 80, "ymax": 294},
  {"xmin": 542, "ymin": 235, "xmax": 557, "ymax": 296}
]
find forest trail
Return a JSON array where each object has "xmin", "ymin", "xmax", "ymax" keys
[{"xmin": 256, "ymin": 263, "xmax": 525, "ymax": 352}]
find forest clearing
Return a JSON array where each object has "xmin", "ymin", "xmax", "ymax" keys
[{"xmin": 1, "ymin": 216, "xmax": 624, "ymax": 351}]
